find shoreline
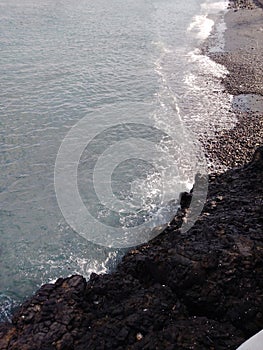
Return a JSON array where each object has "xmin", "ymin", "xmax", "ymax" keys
[
  {"xmin": 200, "ymin": 0, "xmax": 263, "ymax": 171},
  {"xmin": 1, "ymin": 1, "xmax": 263, "ymax": 349}
]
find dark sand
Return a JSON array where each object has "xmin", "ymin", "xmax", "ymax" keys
[{"xmin": 0, "ymin": 1, "xmax": 263, "ymax": 349}]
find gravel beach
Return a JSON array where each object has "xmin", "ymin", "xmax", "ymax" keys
[
  {"xmin": 0, "ymin": 1, "xmax": 262, "ymax": 349},
  {"xmin": 203, "ymin": 0, "xmax": 263, "ymax": 170}
]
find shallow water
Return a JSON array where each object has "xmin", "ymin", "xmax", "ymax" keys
[
  {"xmin": 232, "ymin": 94, "xmax": 263, "ymax": 113},
  {"xmin": 0, "ymin": 0, "xmax": 233, "ymax": 320}
]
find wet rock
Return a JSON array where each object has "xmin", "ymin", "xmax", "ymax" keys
[
  {"xmin": 0, "ymin": 145, "xmax": 262, "ymax": 349},
  {"xmin": 250, "ymin": 146, "xmax": 263, "ymax": 169},
  {"xmin": 56, "ymin": 333, "xmax": 74, "ymax": 350},
  {"xmin": 1, "ymin": 1, "xmax": 263, "ymax": 344}
]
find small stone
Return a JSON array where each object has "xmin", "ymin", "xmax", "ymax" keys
[{"xmin": 136, "ymin": 333, "xmax": 143, "ymax": 341}]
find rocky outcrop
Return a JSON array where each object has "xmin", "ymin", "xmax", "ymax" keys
[
  {"xmin": 0, "ymin": 146, "xmax": 262, "ymax": 349},
  {"xmin": 1, "ymin": 1, "xmax": 263, "ymax": 348}
]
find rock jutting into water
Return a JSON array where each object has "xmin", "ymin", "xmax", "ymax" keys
[
  {"xmin": 0, "ymin": 146, "xmax": 262, "ymax": 350},
  {"xmin": 1, "ymin": 0, "xmax": 263, "ymax": 349}
]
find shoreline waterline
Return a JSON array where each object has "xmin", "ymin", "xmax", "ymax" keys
[
  {"xmin": 0, "ymin": 0, "xmax": 231, "ymax": 322},
  {"xmin": 0, "ymin": 1, "xmax": 263, "ymax": 348}
]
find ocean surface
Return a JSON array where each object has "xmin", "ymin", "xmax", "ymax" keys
[{"xmin": 0, "ymin": 0, "xmax": 235, "ymax": 321}]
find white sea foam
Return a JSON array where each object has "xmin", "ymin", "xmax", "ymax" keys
[
  {"xmin": 0, "ymin": 294, "xmax": 15, "ymax": 322},
  {"xmin": 154, "ymin": 0, "xmax": 236, "ymax": 175},
  {"xmin": 0, "ymin": 0, "xmax": 234, "ymax": 321},
  {"xmin": 188, "ymin": 0, "xmax": 228, "ymax": 41},
  {"xmin": 187, "ymin": 15, "xmax": 215, "ymax": 40},
  {"xmin": 201, "ymin": 1, "xmax": 228, "ymax": 12},
  {"xmin": 183, "ymin": 48, "xmax": 236, "ymax": 135}
]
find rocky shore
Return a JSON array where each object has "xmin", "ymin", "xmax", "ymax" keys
[{"xmin": 0, "ymin": 1, "xmax": 262, "ymax": 349}]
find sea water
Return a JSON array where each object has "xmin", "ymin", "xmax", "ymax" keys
[{"xmin": 0, "ymin": 0, "xmax": 233, "ymax": 321}]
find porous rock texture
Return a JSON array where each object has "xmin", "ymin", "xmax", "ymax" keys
[
  {"xmin": 1, "ymin": 0, "xmax": 263, "ymax": 349},
  {"xmin": 0, "ymin": 147, "xmax": 262, "ymax": 350}
]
